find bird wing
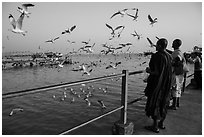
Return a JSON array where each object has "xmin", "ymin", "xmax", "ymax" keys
[
  {"xmin": 17, "ymin": 7, "xmax": 23, "ymax": 11},
  {"xmin": 61, "ymin": 31, "xmax": 66, "ymax": 34},
  {"xmin": 134, "ymin": 30, "xmax": 138, "ymax": 35},
  {"xmin": 114, "ymin": 25, "xmax": 124, "ymax": 31},
  {"xmin": 146, "ymin": 37, "xmax": 155, "ymax": 47},
  {"xmin": 115, "ymin": 61, "xmax": 121, "ymax": 66},
  {"xmin": 115, "ymin": 46, "xmax": 123, "ymax": 50},
  {"xmin": 16, "ymin": 12, "xmax": 25, "ymax": 29},
  {"xmin": 45, "ymin": 39, "xmax": 52, "ymax": 43},
  {"xmin": 110, "ymin": 11, "xmax": 121, "ymax": 19},
  {"xmin": 70, "ymin": 25, "xmax": 76, "ymax": 32},
  {"xmin": 92, "ymin": 43, "xmax": 95, "ymax": 48},
  {"xmin": 148, "ymin": 14, "xmax": 153, "ymax": 22},
  {"xmin": 119, "ymin": 43, "xmax": 126, "ymax": 47},
  {"xmin": 155, "ymin": 36, "xmax": 160, "ymax": 40},
  {"xmin": 89, "ymin": 69, "xmax": 93, "ymax": 73},
  {"xmin": 126, "ymin": 13, "xmax": 134, "ymax": 18},
  {"xmin": 84, "ymin": 45, "xmax": 91, "ymax": 48},
  {"xmin": 9, "ymin": 110, "xmax": 14, "ymax": 116},
  {"xmin": 105, "ymin": 23, "xmax": 113, "ymax": 32},
  {"xmin": 54, "ymin": 37, "xmax": 60, "ymax": 41},
  {"xmin": 9, "ymin": 14, "xmax": 16, "ymax": 29},
  {"xmin": 126, "ymin": 43, "xmax": 132, "ymax": 46},
  {"xmin": 135, "ymin": 9, "xmax": 138, "ymax": 17},
  {"xmin": 22, "ymin": 3, "xmax": 35, "ymax": 10}
]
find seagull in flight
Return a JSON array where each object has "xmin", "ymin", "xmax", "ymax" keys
[
  {"xmin": 45, "ymin": 36, "xmax": 60, "ymax": 43},
  {"xmin": 61, "ymin": 25, "xmax": 76, "ymax": 34},
  {"xmin": 131, "ymin": 30, "xmax": 142, "ymax": 40},
  {"xmin": 8, "ymin": 13, "xmax": 27, "ymax": 36},
  {"xmin": 17, "ymin": 3, "xmax": 35, "ymax": 18},
  {"xmin": 127, "ymin": 8, "xmax": 139, "ymax": 21},
  {"xmin": 110, "ymin": 8, "xmax": 129, "ymax": 19},
  {"xmin": 148, "ymin": 14, "xmax": 158, "ymax": 26},
  {"xmin": 106, "ymin": 23, "xmax": 125, "ymax": 36},
  {"xmin": 119, "ymin": 42, "xmax": 132, "ymax": 47},
  {"xmin": 82, "ymin": 39, "xmax": 91, "ymax": 45},
  {"xmin": 84, "ymin": 43, "xmax": 95, "ymax": 48},
  {"xmin": 67, "ymin": 40, "xmax": 76, "ymax": 44}
]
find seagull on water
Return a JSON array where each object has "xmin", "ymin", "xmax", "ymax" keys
[
  {"xmin": 106, "ymin": 61, "xmax": 121, "ymax": 69},
  {"xmin": 17, "ymin": 3, "xmax": 35, "ymax": 18},
  {"xmin": 98, "ymin": 100, "xmax": 106, "ymax": 109},
  {"xmin": 9, "ymin": 108, "xmax": 24, "ymax": 116},
  {"xmin": 148, "ymin": 14, "xmax": 158, "ymax": 26},
  {"xmin": 8, "ymin": 13, "xmax": 27, "ymax": 36}
]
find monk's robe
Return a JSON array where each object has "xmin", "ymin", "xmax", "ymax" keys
[{"xmin": 144, "ymin": 50, "xmax": 172, "ymax": 120}]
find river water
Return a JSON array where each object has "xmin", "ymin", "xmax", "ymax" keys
[{"xmin": 2, "ymin": 54, "xmax": 193, "ymax": 135}]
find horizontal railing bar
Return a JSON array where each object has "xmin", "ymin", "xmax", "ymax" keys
[
  {"xmin": 187, "ymin": 73, "xmax": 194, "ymax": 78},
  {"xmin": 129, "ymin": 70, "xmax": 145, "ymax": 76},
  {"xmin": 59, "ymin": 106, "xmax": 124, "ymax": 135},
  {"xmin": 2, "ymin": 73, "xmax": 125, "ymax": 99},
  {"xmin": 2, "ymin": 70, "xmax": 145, "ymax": 99}
]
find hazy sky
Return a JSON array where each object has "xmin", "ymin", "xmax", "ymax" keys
[{"xmin": 2, "ymin": 2, "xmax": 202, "ymax": 54}]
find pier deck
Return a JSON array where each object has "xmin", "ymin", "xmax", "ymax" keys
[{"xmin": 132, "ymin": 84, "xmax": 202, "ymax": 135}]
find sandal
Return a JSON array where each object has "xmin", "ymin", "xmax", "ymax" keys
[
  {"xmin": 158, "ymin": 123, "xmax": 166, "ymax": 129},
  {"xmin": 144, "ymin": 126, "xmax": 159, "ymax": 133}
]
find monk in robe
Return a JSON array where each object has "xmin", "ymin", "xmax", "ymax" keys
[{"xmin": 144, "ymin": 38, "xmax": 172, "ymax": 133}]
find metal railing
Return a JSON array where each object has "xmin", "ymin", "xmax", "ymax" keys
[
  {"xmin": 2, "ymin": 69, "xmax": 144, "ymax": 134},
  {"xmin": 2, "ymin": 70, "xmax": 193, "ymax": 135}
]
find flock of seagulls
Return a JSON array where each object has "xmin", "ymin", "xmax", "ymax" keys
[
  {"xmin": 45, "ymin": 25, "xmax": 77, "ymax": 44},
  {"xmin": 51, "ymin": 84, "xmax": 109, "ymax": 109},
  {"xmin": 7, "ymin": 4, "xmax": 159, "ymax": 55},
  {"xmin": 6, "ymin": 5, "xmax": 160, "ymax": 117}
]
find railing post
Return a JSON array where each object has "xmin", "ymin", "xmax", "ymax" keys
[
  {"xmin": 112, "ymin": 70, "xmax": 134, "ymax": 135},
  {"xmin": 182, "ymin": 72, "xmax": 187, "ymax": 93},
  {"xmin": 120, "ymin": 70, "xmax": 128, "ymax": 124}
]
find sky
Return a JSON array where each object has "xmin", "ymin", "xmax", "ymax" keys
[{"xmin": 2, "ymin": 1, "xmax": 202, "ymax": 54}]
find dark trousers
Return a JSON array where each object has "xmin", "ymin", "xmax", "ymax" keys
[{"xmin": 194, "ymin": 70, "xmax": 202, "ymax": 89}]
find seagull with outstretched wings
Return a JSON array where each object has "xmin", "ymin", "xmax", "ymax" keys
[{"xmin": 148, "ymin": 14, "xmax": 158, "ymax": 26}]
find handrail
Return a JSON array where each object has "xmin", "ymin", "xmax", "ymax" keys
[
  {"xmin": 2, "ymin": 70, "xmax": 145, "ymax": 99},
  {"xmin": 59, "ymin": 106, "xmax": 124, "ymax": 135},
  {"xmin": 2, "ymin": 72, "xmax": 126, "ymax": 99},
  {"xmin": 2, "ymin": 69, "xmax": 195, "ymax": 135}
]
